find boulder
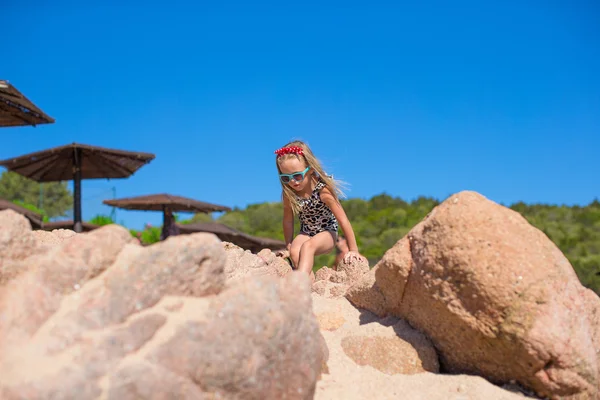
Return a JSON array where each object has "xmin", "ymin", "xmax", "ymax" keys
[
  {"xmin": 312, "ymin": 256, "xmax": 370, "ymax": 298},
  {"xmin": 313, "ymin": 294, "xmax": 528, "ymax": 400},
  {"xmin": 0, "ymin": 210, "xmax": 46, "ymax": 283},
  {"xmin": 31, "ymin": 228, "xmax": 77, "ymax": 246},
  {"xmin": 222, "ymin": 243, "xmax": 292, "ymax": 285},
  {"xmin": 0, "ymin": 211, "xmax": 81, "ymax": 285},
  {"xmin": 340, "ymin": 328, "xmax": 439, "ymax": 375},
  {"xmin": 347, "ymin": 191, "xmax": 600, "ymax": 399},
  {"xmin": 0, "ymin": 230, "xmax": 325, "ymax": 399}
]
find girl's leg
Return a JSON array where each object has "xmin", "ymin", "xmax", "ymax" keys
[
  {"xmin": 297, "ymin": 231, "xmax": 336, "ymax": 274},
  {"xmin": 289, "ymin": 234, "xmax": 311, "ymax": 269}
]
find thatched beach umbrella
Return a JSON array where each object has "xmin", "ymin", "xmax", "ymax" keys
[
  {"xmin": 103, "ymin": 193, "xmax": 232, "ymax": 240},
  {"xmin": 0, "ymin": 143, "xmax": 155, "ymax": 233},
  {"xmin": 0, "ymin": 198, "xmax": 43, "ymax": 228},
  {"xmin": 177, "ymin": 222, "xmax": 286, "ymax": 253},
  {"xmin": 0, "ymin": 80, "xmax": 54, "ymax": 127}
]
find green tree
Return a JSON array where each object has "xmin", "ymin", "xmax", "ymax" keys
[
  {"xmin": 246, "ymin": 202, "xmax": 284, "ymax": 239},
  {"xmin": 141, "ymin": 226, "xmax": 161, "ymax": 244},
  {"xmin": 7, "ymin": 182, "xmax": 595, "ymax": 292},
  {"xmin": 186, "ymin": 212, "xmax": 214, "ymax": 224},
  {"xmin": 0, "ymin": 171, "xmax": 73, "ymax": 218},
  {"xmin": 218, "ymin": 210, "xmax": 250, "ymax": 232},
  {"xmin": 369, "ymin": 193, "xmax": 407, "ymax": 210},
  {"xmin": 340, "ymin": 198, "xmax": 370, "ymax": 220},
  {"xmin": 138, "ymin": 191, "xmax": 600, "ymax": 294},
  {"xmin": 129, "ymin": 225, "xmax": 161, "ymax": 245},
  {"xmin": 88, "ymin": 214, "xmax": 115, "ymax": 226},
  {"xmin": 379, "ymin": 227, "xmax": 410, "ymax": 250},
  {"xmin": 12, "ymin": 200, "xmax": 50, "ymax": 222}
]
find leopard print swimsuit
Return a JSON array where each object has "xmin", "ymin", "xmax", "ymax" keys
[{"xmin": 297, "ymin": 180, "xmax": 339, "ymax": 237}]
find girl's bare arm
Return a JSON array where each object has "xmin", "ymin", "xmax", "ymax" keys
[
  {"xmin": 320, "ymin": 187, "xmax": 359, "ymax": 253},
  {"xmin": 282, "ymin": 195, "xmax": 294, "ymax": 248}
]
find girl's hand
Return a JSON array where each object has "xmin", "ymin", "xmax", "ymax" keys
[
  {"xmin": 275, "ymin": 244, "xmax": 291, "ymax": 258},
  {"xmin": 343, "ymin": 251, "xmax": 364, "ymax": 263},
  {"xmin": 275, "ymin": 249, "xmax": 290, "ymax": 258}
]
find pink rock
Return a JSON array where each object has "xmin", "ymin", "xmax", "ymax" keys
[
  {"xmin": 0, "ymin": 210, "xmax": 46, "ymax": 283},
  {"xmin": 30, "ymin": 229, "xmax": 75, "ymax": 247},
  {"xmin": 347, "ymin": 191, "xmax": 600, "ymax": 399},
  {"xmin": 0, "ymin": 224, "xmax": 137, "ymax": 350},
  {"xmin": 315, "ymin": 266, "xmax": 333, "ymax": 282},
  {"xmin": 341, "ymin": 330, "xmax": 438, "ymax": 375},
  {"xmin": 224, "ymin": 244, "xmax": 292, "ymax": 285},
  {"xmin": 336, "ymin": 255, "xmax": 370, "ymax": 282},
  {"xmin": 312, "ymin": 280, "xmax": 329, "ymax": 296},
  {"xmin": 140, "ymin": 272, "xmax": 325, "ymax": 399},
  {"xmin": 1, "ymin": 211, "xmax": 83, "ymax": 286},
  {"xmin": 0, "ymin": 230, "xmax": 325, "ymax": 400},
  {"xmin": 312, "ymin": 257, "xmax": 370, "ymax": 299}
]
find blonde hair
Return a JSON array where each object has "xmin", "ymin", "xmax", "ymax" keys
[{"xmin": 275, "ymin": 140, "xmax": 346, "ymax": 215}]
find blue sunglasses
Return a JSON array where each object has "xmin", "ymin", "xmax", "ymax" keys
[{"xmin": 279, "ymin": 167, "xmax": 310, "ymax": 184}]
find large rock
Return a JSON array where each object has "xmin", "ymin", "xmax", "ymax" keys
[
  {"xmin": 0, "ymin": 224, "xmax": 137, "ymax": 349},
  {"xmin": 347, "ymin": 191, "xmax": 600, "ymax": 399},
  {"xmin": 313, "ymin": 294, "xmax": 526, "ymax": 400},
  {"xmin": 31, "ymin": 228, "xmax": 77, "ymax": 246},
  {"xmin": 0, "ymin": 210, "xmax": 79, "ymax": 285},
  {"xmin": 312, "ymin": 257, "xmax": 370, "ymax": 298},
  {"xmin": 0, "ymin": 210, "xmax": 46, "ymax": 283},
  {"xmin": 222, "ymin": 243, "xmax": 292, "ymax": 285},
  {"xmin": 313, "ymin": 294, "xmax": 438, "ymax": 377},
  {"xmin": 0, "ymin": 229, "xmax": 325, "ymax": 399}
]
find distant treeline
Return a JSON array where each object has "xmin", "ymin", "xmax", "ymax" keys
[
  {"xmin": 184, "ymin": 194, "xmax": 600, "ymax": 295},
  {"xmin": 5, "ymin": 164, "xmax": 596, "ymax": 293}
]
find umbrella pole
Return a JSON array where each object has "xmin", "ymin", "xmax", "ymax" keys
[
  {"xmin": 73, "ymin": 147, "xmax": 82, "ymax": 233},
  {"xmin": 161, "ymin": 205, "xmax": 167, "ymax": 241}
]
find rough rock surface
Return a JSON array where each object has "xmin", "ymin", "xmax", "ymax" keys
[
  {"xmin": 0, "ymin": 210, "xmax": 80, "ymax": 285},
  {"xmin": 31, "ymin": 228, "xmax": 77, "ymax": 246},
  {"xmin": 313, "ymin": 294, "xmax": 526, "ymax": 400},
  {"xmin": 5, "ymin": 189, "xmax": 597, "ymax": 400},
  {"xmin": 0, "ymin": 210, "xmax": 46, "ymax": 282},
  {"xmin": 312, "ymin": 256, "xmax": 370, "ymax": 298},
  {"xmin": 346, "ymin": 190, "xmax": 600, "ymax": 399},
  {"xmin": 222, "ymin": 242, "xmax": 292, "ymax": 285},
  {"xmin": 0, "ymin": 226, "xmax": 325, "ymax": 399}
]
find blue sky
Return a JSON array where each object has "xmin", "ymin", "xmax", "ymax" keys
[{"xmin": 2, "ymin": 1, "xmax": 599, "ymax": 230}]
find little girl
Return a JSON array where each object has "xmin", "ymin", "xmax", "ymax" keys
[{"xmin": 275, "ymin": 140, "xmax": 363, "ymax": 276}]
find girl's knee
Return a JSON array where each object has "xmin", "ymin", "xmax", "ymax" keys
[
  {"xmin": 299, "ymin": 240, "xmax": 315, "ymax": 256},
  {"xmin": 290, "ymin": 244, "xmax": 301, "ymax": 263},
  {"xmin": 290, "ymin": 241, "xmax": 301, "ymax": 253}
]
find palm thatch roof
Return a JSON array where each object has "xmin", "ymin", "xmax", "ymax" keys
[
  {"xmin": 0, "ymin": 80, "xmax": 54, "ymax": 127},
  {"xmin": 0, "ymin": 143, "xmax": 156, "ymax": 182},
  {"xmin": 0, "ymin": 198, "xmax": 43, "ymax": 228},
  {"xmin": 0, "ymin": 143, "xmax": 155, "ymax": 233},
  {"xmin": 177, "ymin": 222, "xmax": 286, "ymax": 253},
  {"xmin": 103, "ymin": 194, "xmax": 231, "ymax": 213}
]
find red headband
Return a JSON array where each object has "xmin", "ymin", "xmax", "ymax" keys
[{"xmin": 274, "ymin": 146, "xmax": 304, "ymax": 157}]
